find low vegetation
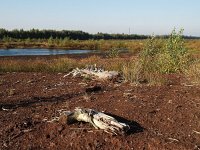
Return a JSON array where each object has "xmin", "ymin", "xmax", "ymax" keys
[
  {"xmin": 0, "ymin": 37, "xmax": 145, "ymax": 53},
  {"xmin": 184, "ymin": 60, "xmax": 200, "ymax": 85},
  {"xmin": 122, "ymin": 29, "xmax": 199, "ymax": 85},
  {"xmin": 0, "ymin": 58, "xmax": 77, "ymax": 73},
  {"xmin": 0, "ymin": 56, "xmax": 125, "ymax": 74},
  {"xmin": 0, "ymin": 29, "xmax": 200, "ymax": 85},
  {"xmin": 1, "ymin": 28, "xmax": 200, "ymax": 52}
]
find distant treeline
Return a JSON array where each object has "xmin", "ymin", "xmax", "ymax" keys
[
  {"xmin": 0, "ymin": 28, "xmax": 199, "ymax": 40},
  {"xmin": 0, "ymin": 28, "xmax": 148, "ymax": 40}
]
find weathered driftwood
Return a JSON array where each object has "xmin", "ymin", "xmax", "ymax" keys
[
  {"xmin": 61, "ymin": 108, "xmax": 130, "ymax": 135},
  {"xmin": 65, "ymin": 65, "xmax": 119, "ymax": 79}
]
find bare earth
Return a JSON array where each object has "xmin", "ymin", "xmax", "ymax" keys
[{"xmin": 0, "ymin": 59, "xmax": 200, "ymax": 149}]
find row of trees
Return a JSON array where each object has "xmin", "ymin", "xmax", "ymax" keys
[
  {"xmin": 0, "ymin": 28, "xmax": 148, "ymax": 40},
  {"xmin": 0, "ymin": 28, "xmax": 199, "ymax": 40}
]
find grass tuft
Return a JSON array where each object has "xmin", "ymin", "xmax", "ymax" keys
[{"xmin": 184, "ymin": 60, "xmax": 200, "ymax": 85}]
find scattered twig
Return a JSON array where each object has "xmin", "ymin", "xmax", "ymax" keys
[
  {"xmin": 193, "ymin": 130, "xmax": 200, "ymax": 135},
  {"xmin": 69, "ymin": 128, "xmax": 95, "ymax": 130},
  {"xmin": 11, "ymin": 129, "xmax": 34, "ymax": 140},
  {"xmin": 168, "ymin": 137, "xmax": 179, "ymax": 142},
  {"xmin": 2, "ymin": 107, "xmax": 11, "ymax": 111},
  {"xmin": 47, "ymin": 117, "xmax": 60, "ymax": 123}
]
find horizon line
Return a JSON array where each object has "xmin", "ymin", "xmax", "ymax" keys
[{"xmin": 0, "ymin": 27, "xmax": 200, "ymax": 38}]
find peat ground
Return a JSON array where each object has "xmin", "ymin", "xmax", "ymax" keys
[{"xmin": 0, "ymin": 54, "xmax": 200, "ymax": 150}]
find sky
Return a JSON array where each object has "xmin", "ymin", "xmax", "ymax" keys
[{"xmin": 0, "ymin": 0, "xmax": 200, "ymax": 36}]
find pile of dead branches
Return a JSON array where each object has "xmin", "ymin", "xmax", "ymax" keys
[{"xmin": 65, "ymin": 65, "xmax": 119, "ymax": 80}]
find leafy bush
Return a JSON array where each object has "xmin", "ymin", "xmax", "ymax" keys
[
  {"xmin": 159, "ymin": 29, "xmax": 192, "ymax": 73},
  {"xmin": 122, "ymin": 29, "xmax": 193, "ymax": 84}
]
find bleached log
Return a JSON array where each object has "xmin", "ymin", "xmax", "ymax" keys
[
  {"xmin": 62, "ymin": 108, "xmax": 130, "ymax": 135},
  {"xmin": 65, "ymin": 65, "xmax": 119, "ymax": 79}
]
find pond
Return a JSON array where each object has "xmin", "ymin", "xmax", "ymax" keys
[{"xmin": 0, "ymin": 49, "xmax": 96, "ymax": 56}]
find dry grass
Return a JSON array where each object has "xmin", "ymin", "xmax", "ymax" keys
[
  {"xmin": 184, "ymin": 61, "xmax": 200, "ymax": 85},
  {"xmin": 121, "ymin": 58, "xmax": 165, "ymax": 85},
  {"xmin": 0, "ymin": 54, "xmax": 199, "ymax": 86},
  {"xmin": 0, "ymin": 58, "xmax": 78, "ymax": 73},
  {"xmin": 0, "ymin": 39, "xmax": 145, "ymax": 53},
  {"xmin": 80, "ymin": 55, "xmax": 128, "ymax": 71},
  {"xmin": 0, "ymin": 56, "xmax": 127, "ymax": 73},
  {"xmin": 0, "ymin": 37, "xmax": 200, "ymax": 85},
  {"xmin": 186, "ymin": 40, "xmax": 200, "ymax": 55}
]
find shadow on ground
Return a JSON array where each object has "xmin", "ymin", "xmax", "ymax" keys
[
  {"xmin": 106, "ymin": 113, "xmax": 144, "ymax": 135},
  {"xmin": 0, "ymin": 92, "xmax": 83, "ymax": 110}
]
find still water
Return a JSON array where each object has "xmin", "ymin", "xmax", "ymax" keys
[{"xmin": 0, "ymin": 49, "xmax": 95, "ymax": 56}]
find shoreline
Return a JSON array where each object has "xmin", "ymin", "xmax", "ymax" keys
[{"xmin": 0, "ymin": 53, "xmax": 106, "ymax": 60}]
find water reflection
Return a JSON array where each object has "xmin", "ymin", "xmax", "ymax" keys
[{"xmin": 0, "ymin": 49, "xmax": 95, "ymax": 56}]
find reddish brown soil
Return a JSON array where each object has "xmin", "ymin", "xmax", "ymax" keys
[{"xmin": 0, "ymin": 72, "xmax": 200, "ymax": 149}]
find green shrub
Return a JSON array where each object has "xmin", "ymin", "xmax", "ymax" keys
[
  {"xmin": 122, "ymin": 29, "xmax": 193, "ymax": 84},
  {"xmin": 159, "ymin": 29, "xmax": 192, "ymax": 73}
]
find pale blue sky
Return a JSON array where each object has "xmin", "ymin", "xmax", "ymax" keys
[{"xmin": 0, "ymin": 0, "xmax": 199, "ymax": 36}]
